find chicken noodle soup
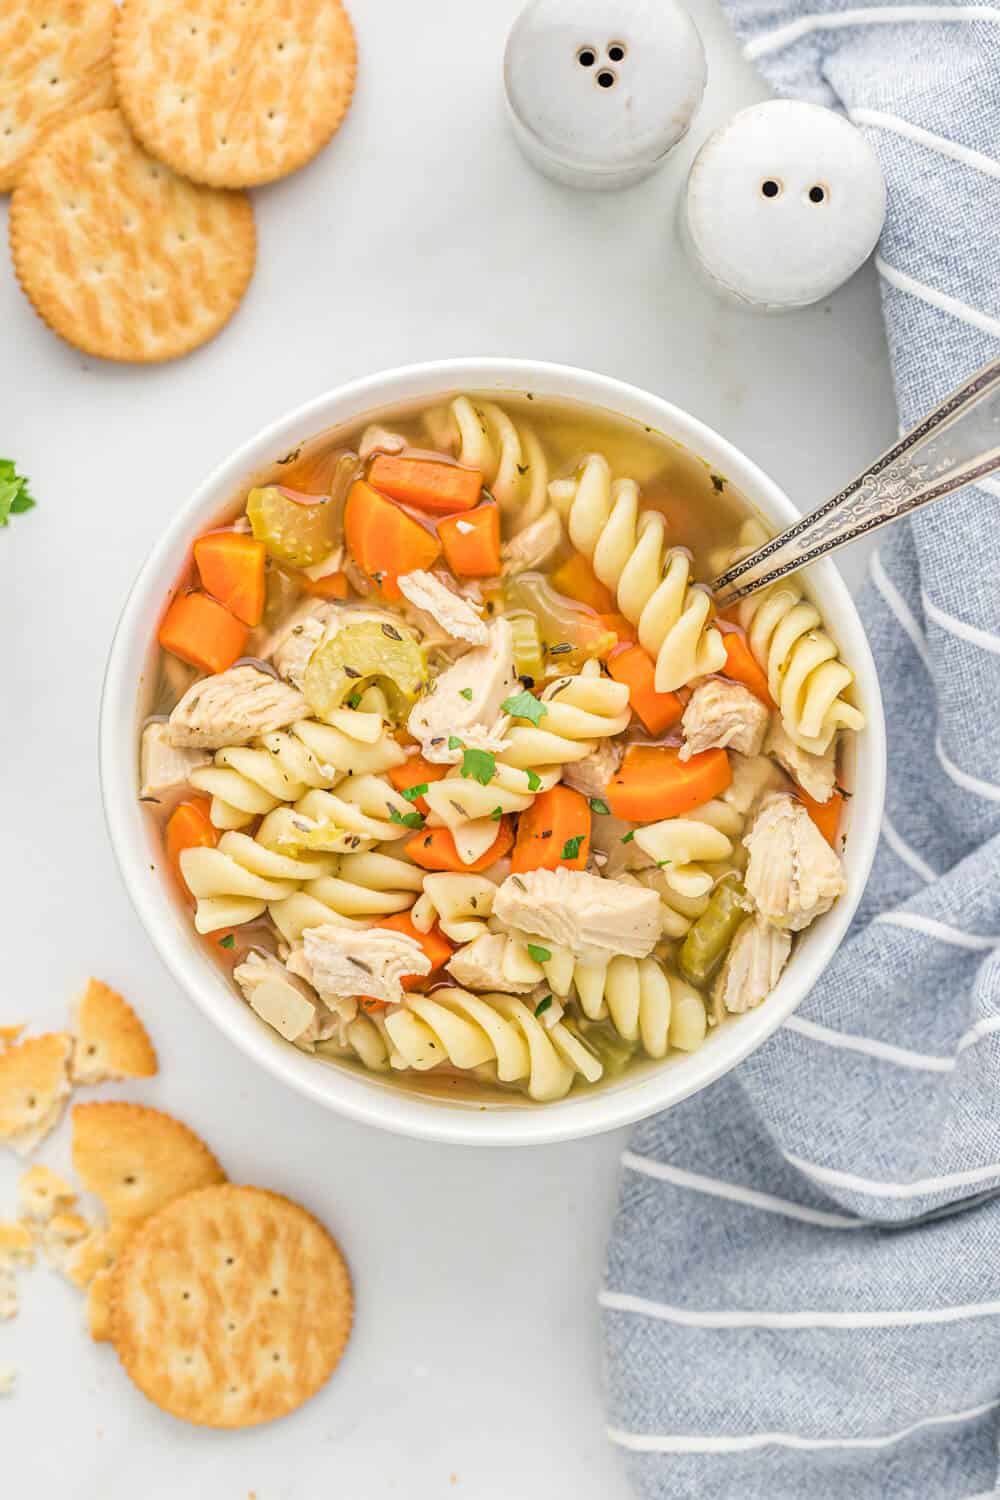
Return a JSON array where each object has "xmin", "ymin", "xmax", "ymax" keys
[{"xmin": 140, "ymin": 393, "xmax": 860, "ymax": 1103}]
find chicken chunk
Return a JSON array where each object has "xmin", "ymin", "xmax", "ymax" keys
[
  {"xmin": 408, "ymin": 618, "xmax": 519, "ymax": 764},
  {"xmin": 270, "ymin": 602, "xmax": 340, "ymax": 687},
  {"xmin": 493, "ymin": 867, "xmax": 660, "ymax": 961},
  {"xmin": 234, "ymin": 951, "xmax": 331, "ymax": 1045},
  {"xmin": 744, "ymin": 794, "xmax": 846, "ymax": 932},
  {"xmin": 766, "ymin": 719, "xmax": 837, "ymax": 805},
  {"xmin": 168, "ymin": 666, "xmax": 307, "ymax": 750},
  {"xmin": 562, "ymin": 740, "xmax": 623, "ymax": 802},
  {"xmin": 288, "ymin": 923, "xmax": 431, "ymax": 1011},
  {"xmin": 501, "ymin": 509, "xmax": 563, "ymax": 574},
  {"xmin": 397, "ymin": 570, "xmax": 488, "ymax": 645},
  {"xmin": 680, "ymin": 679, "xmax": 770, "ymax": 761},
  {"xmin": 722, "ymin": 753, "xmax": 787, "ymax": 817},
  {"xmin": 713, "ymin": 917, "xmax": 791, "ymax": 1015},
  {"xmin": 358, "ymin": 424, "xmax": 406, "ymax": 461},
  {"xmin": 140, "ymin": 722, "xmax": 210, "ymax": 802},
  {"xmin": 446, "ymin": 933, "xmax": 537, "ymax": 994}
]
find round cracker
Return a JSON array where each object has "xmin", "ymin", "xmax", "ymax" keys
[
  {"xmin": 0, "ymin": 0, "xmax": 117, "ymax": 192},
  {"xmin": 113, "ymin": 0, "xmax": 357, "ymax": 189},
  {"xmin": 112, "ymin": 1184, "xmax": 353, "ymax": 1428},
  {"xmin": 9, "ymin": 108, "xmax": 255, "ymax": 362}
]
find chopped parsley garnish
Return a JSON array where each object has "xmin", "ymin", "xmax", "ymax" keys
[
  {"xmin": 460, "ymin": 748, "xmax": 496, "ymax": 785},
  {"xmin": 0, "ymin": 460, "xmax": 35, "ymax": 528},
  {"xmin": 525, "ymin": 769, "xmax": 542, "ymax": 792},
  {"xmin": 459, "ymin": 687, "xmax": 473, "ymax": 700},
  {"xmin": 489, "ymin": 805, "xmax": 504, "ymax": 821},
  {"xmin": 447, "ymin": 735, "xmax": 464, "ymax": 752},
  {"xmin": 534, "ymin": 994, "xmax": 553, "ymax": 1017},
  {"xmin": 501, "ymin": 689, "xmax": 548, "ymax": 726},
  {"xmin": 527, "ymin": 943, "xmax": 551, "ymax": 964},
  {"xmin": 588, "ymin": 797, "xmax": 611, "ymax": 816},
  {"xmin": 401, "ymin": 784, "xmax": 427, "ymax": 802},
  {"xmin": 346, "ymin": 691, "xmax": 363, "ymax": 709},
  {"xmin": 218, "ymin": 934, "xmax": 235, "ymax": 949},
  {"xmin": 621, "ymin": 830, "xmax": 635, "ymax": 844},
  {"xmin": 561, "ymin": 835, "xmax": 585, "ymax": 861},
  {"xmin": 656, "ymin": 858, "xmax": 672, "ymax": 868},
  {"xmin": 389, "ymin": 806, "xmax": 425, "ymax": 830}
]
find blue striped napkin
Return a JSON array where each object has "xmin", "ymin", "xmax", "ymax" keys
[{"xmin": 602, "ymin": 2, "xmax": 1000, "ymax": 1495}]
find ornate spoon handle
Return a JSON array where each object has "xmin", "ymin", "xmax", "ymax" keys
[{"xmin": 712, "ymin": 357, "xmax": 1000, "ymax": 608}]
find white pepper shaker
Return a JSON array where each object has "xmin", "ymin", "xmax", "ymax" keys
[
  {"xmin": 682, "ymin": 99, "xmax": 887, "ymax": 310},
  {"xmin": 504, "ymin": 0, "xmax": 707, "ymax": 191}
]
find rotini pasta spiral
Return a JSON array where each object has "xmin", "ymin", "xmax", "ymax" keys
[
  {"xmin": 501, "ymin": 658, "xmax": 632, "ymax": 768},
  {"xmin": 548, "ymin": 454, "xmax": 726, "ymax": 692},
  {"xmin": 256, "ymin": 774, "xmax": 417, "ymax": 857},
  {"xmin": 410, "ymin": 872, "xmax": 497, "ymax": 944},
  {"xmin": 378, "ymin": 987, "xmax": 602, "ymax": 1101},
  {"xmin": 431, "ymin": 395, "xmax": 550, "ymax": 531},
  {"xmin": 179, "ymin": 834, "xmax": 336, "ymax": 934},
  {"xmin": 269, "ymin": 850, "xmax": 425, "ymax": 945},
  {"xmin": 633, "ymin": 798, "xmax": 744, "ymax": 899}
]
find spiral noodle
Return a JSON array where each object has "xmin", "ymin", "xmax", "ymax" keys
[
  {"xmin": 410, "ymin": 872, "xmax": 497, "ymax": 944},
  {"xmin": 429, "ymin": 396, "xmax": 550, "ymax": 532},
  {"xmin": 255, "ymin": 774, "xmax": 417, "ymax": 858},
  {"xmin": 179, "ymin": 833, "xmax": 336, "ymax": 934},
  {"xmin": 632, "ymin": 798, "xmax": 744, "ymax": 899},
  {"xmin": 190, "ymin": 719, "xmax": 406, "ymax": 830},
  {"xmin": 269, "ymin": 850, "xmax": 425, "ymax": 945},
  {"xmin": 737, "ymin": 586, "xmax": 865, "ymax": 755},
  {"xmin": 548, "ymin": 454, "xmax": 726, "ymax": 692},
  {"xmin": 377, "ymin": 987, "xmax": 603, "ymax": 1101}
]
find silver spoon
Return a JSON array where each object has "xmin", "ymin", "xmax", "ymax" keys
[{"xmin": 711, "ymin": 357, "xmax": 1000, "ymax": 608}]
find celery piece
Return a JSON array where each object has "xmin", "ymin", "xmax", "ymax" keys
[
  {"xmin": 303, "ymin": 619, "xmax": 425, "ymax": 722},
  {"xmin": 679, "ymin": 875, "xmax": 748, "ymax": 988}
]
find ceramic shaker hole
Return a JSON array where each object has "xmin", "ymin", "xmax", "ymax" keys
[
  {"xmin": 504, "ymin": 0, "xmax": 707, "ymax": 190},
  {"xmin": 683, "ymin": 99, "xmax": 887, "ymax": 310}
]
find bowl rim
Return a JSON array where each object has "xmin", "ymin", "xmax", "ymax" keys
[{"xmin": 99, "ymin": 357, "xmax": 886, "ymax": 1146}]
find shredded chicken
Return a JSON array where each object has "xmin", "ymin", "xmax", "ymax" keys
[
  {"xmin": 234, "ymin": 952, "xmax": 333, "ymax": 1045},
  {"xmin": 713, "ymin": 917, "xmax": 791, "ymax": 1015},
  {"xmin": 446, "ymin": 933, "xmax": 537, "ymax": 993},
  {"xmin": 139, "ymin": 722, "xmax": 210, "ymax": 801},
  {"xmin": 288, "ymin": 923, "xmax": 430, "ymax": 1011},
  {"xmin": 397, "ymin": 570, "xmax": 488, "ymax": 645},
  {"xmin": 744, "ymin": 794, "xmax": 846, "ymax": 932},
  {"xmin": 270, "ymin": 602, "xmax": 341, "ymax": 686},
  {"xmin": 766, "ymin": 719, "xmax": 837, "ymax": 804},
  {"xmin": 723, "ymin": 753, "xmax": 787, "ymax": 816},
  {"xmin": 501, "ymin": 509, "xmax": 563, "ymax": 574},
  {"xmin": 358, "ymin": 424, "xmax": 406, "ymax": 461},
  {"xmin": 680, "ymin": 679, "xmax": 770, "ymax": 761},
  {"xmin": 493, "ymin": 867, "xmax": 660, "ymax": 961},
  {"xmin": 168, "ymin": 666, "xmax": 307, "ymax": 750},
  {"xmin": 408, "ymin": 618, "xmax": 519, "ymax": 764},
  {"xmin": 562, "ymin": 740, "xmax": 623, "ymax": 801}
]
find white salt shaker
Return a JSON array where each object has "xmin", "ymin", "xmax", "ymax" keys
[
  {"xmin": 504, "ymin": 0, "xmax": 707, "ymax": 191},
  {"xmin": 682, "ymin": 99, "xmax": 886, "ymax": 310}
]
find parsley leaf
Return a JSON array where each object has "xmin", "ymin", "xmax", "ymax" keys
[
  {"xmin": 534, "ymin": 994, "xmax": 553, "ymax": 1017},
  {"xmin": 346, "ymin": 691, "xmax": 363, "ymax": 709},
  {"xmin": 401, "ymin": 784, "xmax": 428, "ymax": 803},
  {"xmin": 0, "ymin": 460, "xmax": 36, "ymax": 528},
  {"xmin": 621, "ymin": 830, "xmax": 635, "ymax": 844},
  {"xmin": 525, "ymin": 770, "xmax": 542, "ymax": 793},
  {"xmin": 218, "ymin": 934, "xmax": 235, "ymax": 950},
  {"xmin": 656, "ymin": 858, "xmax": 672, "ymax": 868},
  {"xmin": 460, "ymin": 748, "xmax": 496, "ymax": 786},
  {"xmin": 501, "ymin": 689, "xmax": 548, "ymax": 726},
  {"xmin": 447, "ymin": 735, "xmax": 464, "ymax": 752},
  {"xmin": 389, "ymin": 806, "xmax": 425, "ymax": 830},
  {"xmin": 561, "ymin": 835, "xmax": 585, "ymax": 861},
  {"xmin": 527, "ymin": 943, "xmax": 551, "ymax": 964},
  {"xmin": 588, "ymin": 797, "xmax": 611, "ymax": 817},
  {"xmin": 459, "ymin": 687, "xmax": 473, "ymax": 700},
  {"xmin": 489, "ymin": 805, "xmax": 504, "ymax": 821}
]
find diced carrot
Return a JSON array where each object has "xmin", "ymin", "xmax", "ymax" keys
[
  {"xmin": 388, "ymin": 755, "xmax": 448, "ymax": 816},
  {"xmin": 438, "ymin": 502, "xmax": 501, "ymax": 577},
  {"xmin": 193, "ymin": 531, "xmax": 267, "ymax": 626},
  {"xmin": 798, "ymin": 787, "xmax": 844, "ymax": 847},
  {"xmin": 607, "ymin": 644, "xmax": 684, "ymax": 735},
  {"xmin": 158, "ymin": 591, "xmax": 248, "ymax": 674},
  {"xmin": 512, "ymin": 785, "xmax": 591, "ymax": 873},
  {"xmin": 551, "ymin": 553, "xmax": 617, "ymax": 615},
  {"xmin": 166, "ymin": 797, "xmax": 218, "ymax": 893},
  {"xmin": 296, "ymin": 568, "xmax": 349, "ymax": 600},
  {"xmin": 597, "ymin": 612, "xmax": 636, "ymax": 646},
  {"xmin": 368, "ymin": 454, "xmax": 482, "ymax": 514},
  {"xmin": 405, "ymin": 818, "xmax": 514, "ymax": 874},
  {"xmin": 718, "ymin": 606, "xmax": 743, "ymax": 627},
  {"xmin": 606, "ymin": 745, "xmax": 732, "ymax": 822},
  {"xmin": 721, "ymin": 630, "xmax": 775, "ymax": 708},
  {"xmin": 373, "ymin": 910, "xmax": 454, "ymax": 989},
  {"xmin": 344, "ymin": 480, "xmax": 441, "ymax": 600}
]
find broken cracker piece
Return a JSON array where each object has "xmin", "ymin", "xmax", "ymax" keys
[
  {"xmin": 71, "ymin": 978, "xmax": 158, "ymax": 1085},
  {"xmin": 0, "ymin": 1267, "xmax": 17, "ymax": 1322},
  {"xmin": 87, "ymin": 1267, "xmax": 113, "ymax": 1342},
  {"xmin": 17, "ymin": 1164, "xmax": 77, "ymax": 1222},
  {"xmin": 42, "ymin": 1211, "xmax": 91, "ymax": 1272},
  {"xmin": 61, "ymin": 1228, "xmax": 115, "ymax": 1290},
  {"xmin": 0, "ymin": 1025, "xmax": 25, "ymax": 1048},
  {"xmin": 0, "ymin": 1221, "xmax": 34, "ymax": 1268},
  {"xmin": 0, "ymin": 1034, "xmax": 73, "ymax": 1155}
]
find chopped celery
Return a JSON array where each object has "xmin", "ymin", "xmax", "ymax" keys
[
  {"xmin": 679, "ymin": 875, "xmax": 748, "ymax": 988},
  {"xmin": 247, "ymin": 484, "xmax": 340, "ymax": 568},
  {"xmin": 303, "ymin": 619, "xmax": 426, "ymax": 722},
  {"xmin": 503, "ymin": 571, "xmax": 615, "ymax": 671},
  {"xmin": 509, "ymin": 612, "xmax": 544, "ymax": 683},
  {"xmin": 574, "ymin": 1020, "xmax": 635, "ymax": 1076}
]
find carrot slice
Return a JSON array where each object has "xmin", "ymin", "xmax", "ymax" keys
[
  {"xmin": 193, "ymin": 531, "xmax": 267, "ymax": 626},
  {"xmin": 344, "ymin": 481, "xmax": 441, "ymax": 600},
  {"xmin": 721, "ymin": 630, "xmax": 775, "ymax": 708},
  {"xmin": 607, "ymin": 644, "xmax": 684, "ymax": 735},
  {"xmin": 368, "ymin": 454, "xmax": 482, "ymax": 514},
  {"xmin": 405, "ymin": 819, "xmax": 514, "ymax": 874},
  {"xmin": 438, "ymin": 502, "xmax": 501, "ymax": 577},
  {"xmin": 551, "ymin": 553, "xmax": 617, "ymax": 614},
  {"xmin": 158, "ymin": 591, "xmax": 248, "ymax": 674},
  {"xmin": 512, "ymin": 785, "xmax": 591, "ymax": 873},
  {"xmin": 606, "ymin": 745, "xmax": 732, "ymax": 822},
  {"xmin": 388, "ymin": 755, "xmax": 448, "ymax": 816},
  {"xmin": 373, "ymin": 910, "xmax": 454, "ymax": 990},
  {"xmin": 296, "ymin": 568, "xmax": 349, "ymax": 601},
  {"xmin": 798, "ymin": 787, "xmax": 844, "ymax": 847},
  {"xmin": 597, "ymin": 612, "xmax": 636, "ymax": 646},
  {"xmin": 166, "ymin": 798, "xmax": 218, "ymax": 893}
]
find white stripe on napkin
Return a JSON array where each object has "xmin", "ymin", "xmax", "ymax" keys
[
  {"xmin": 599, "ymin": 1288, "xmax": 1000, "ymax": 1328},
  {"xmin": 746, "ymin": 5, "xmax": 1000, "ymax": 59},
  {"xmin": 621, "ymin": 1152, "xmax": 865, "ymax": 1228},
  {"xmin": 849, "ymin": 107, "xmax": 1000, "ymax": 179}
]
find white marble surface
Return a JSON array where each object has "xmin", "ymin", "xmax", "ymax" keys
[{"xmin": 0, "ymin": 1, "xmax": 897, "ymax": 1493}]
